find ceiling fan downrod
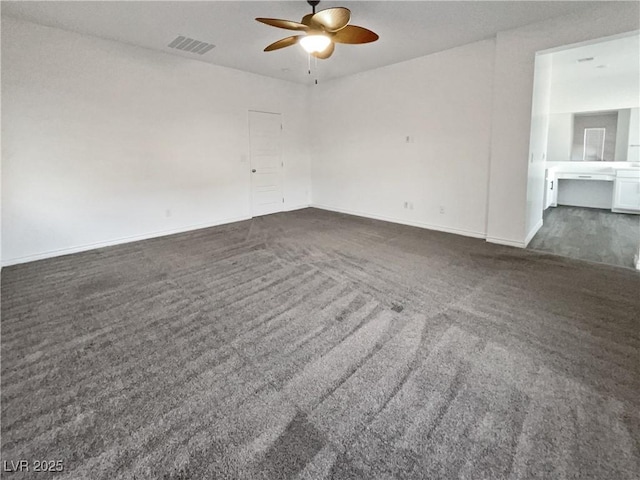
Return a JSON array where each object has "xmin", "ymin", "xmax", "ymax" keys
[{"xmin": 307, "ymin": 1, "xmax": 320, "ymax": 14}]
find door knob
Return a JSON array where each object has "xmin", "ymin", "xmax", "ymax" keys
[{"xmin": 252, "ymin": 169, "xmax": 256, "ymax": 173}]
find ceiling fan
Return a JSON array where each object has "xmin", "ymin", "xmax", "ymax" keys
[{"xmin": 256, "ymin": 0, "xmax": 379, "ymax": 59}]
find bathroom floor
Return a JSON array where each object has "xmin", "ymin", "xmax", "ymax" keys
[{"xmin": 529, "ymin": 205, "xmax": 640, "ymax": 269}]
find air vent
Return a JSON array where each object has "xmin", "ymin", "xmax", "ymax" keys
[
  {"xmin": 577, "ymin": 57, "xmax": 594, "ymax": 63},
  {"xmin": 167, "ymin": 36, "xmax": 215, "ymax": 55}
]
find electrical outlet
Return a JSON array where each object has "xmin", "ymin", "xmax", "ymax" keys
[
  {"xmin": 404, "ymin": 201, "xmax": 408, "ymax": 209},
  {"xmin": 409, "ymin": 202, "xmax": 414, "ymax": 210},
  {"xmin": 439, "ymin": 206, "xmax": 445, "ymax": 214},
  {"xmin": 165, "ymin": 209, "xmax": 172, "ymax": 218}
]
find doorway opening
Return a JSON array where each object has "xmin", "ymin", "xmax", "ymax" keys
[{"xmin": 526, "ymin": 32, "xmax": 640, "ymax": 269}]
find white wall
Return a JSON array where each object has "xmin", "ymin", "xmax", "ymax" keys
[
  {"xmin": 547, "ymin": 113, "xmax": 574, "ymax": 162},
  {"xmin": 1, "ymin": 18, "xmax": 311, "ymax": 265},
  {"xmin": 629, "ymin": 107, "xmax": 640, "ymax": 163},
  {"xmin": 549, "ymin": 69, "xmax": 640, "ymax": 115},
  {"xmin": 525, "ymin": 53, "xmax": 552, "ymax": 244},
  {"xmin": 0, "ymin": 6, "xmax": 3, "ymax": 269},
  {"xmin": 615, "ymin": 109, "xmax": 631, "ymax": 162},
  {"xmin": 548, "ymin": 34, "xmax": 640, "ymax": 116},
  {"xmin": 487, "ymin": 2, "xmax": 640, "ymax": 247},
  {"xmin": 543, "ymin": 29, "xmax": 639, "ymax": 165},
  {"xmin": 310, "ymin": 39, "xmax": 495, "ymax": 239}
]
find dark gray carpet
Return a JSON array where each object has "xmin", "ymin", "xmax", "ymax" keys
[
  {"xmin": 2, "ymin": 208, "xmax": 639, "ymax": 479},
  {"xmin": 529, "ymin": 205, "xmax": 640, "ymax": 269}
]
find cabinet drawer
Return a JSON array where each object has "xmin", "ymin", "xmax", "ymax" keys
[
  {"xmin": 616, "ymin": 169, "xmax": 640, "ymax": 179},
  {"xmin": 556, "ymin": 173, "xmax": 615, "ymax": 181}
]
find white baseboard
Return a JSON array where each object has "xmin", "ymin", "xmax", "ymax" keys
[
  {"xmin": 486, "ymin": 220, "xmax": 542, "ymax": 249},
  {"xmin": 486, "ymin": 236, "xmax": 526, "ymax": 248},
  {"xmin": 524, "ymin": 218, "xmax": 544, "ymax": 247},
  {"xmin": 612, "ymin": 208, "xmax": 640, "ymax": 215},
  {"xmin": 2, "ymin": 214, "xmax": 252, "ymax": 267},
  {"xmin": 310, "ymin": 204, "xmax": 486, "ymax": 239},
  {"xmin": 284, "ymin": 204, "xmax": 310, "ymax": 212}
]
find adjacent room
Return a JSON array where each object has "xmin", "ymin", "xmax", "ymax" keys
[
  {"xmin": 527, "ymin": 33, "xmax": 640, "ymax": 268},
  {"xmin": 2, "ymin": 1, "xmax": 639, "ymax": 479}
]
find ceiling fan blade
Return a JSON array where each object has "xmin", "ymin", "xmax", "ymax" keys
[
  {"xmin": 264, "ymin": 35, "xmax": 302, "ymax": 52},
  {"xmin": 301, "ymin": 13, "xmax": 314, "ymax": 26},
  {"xmin": 309, "ymin": 7, "xmax": 351, "ymax": 32},
  {"xmin": 256, "ymin": 18, "xmax": 309, "ymax": 31},
  {"xmin": 311, "ymin": 42, "xmax": 335, "ymax": 60},
  {"xmin": 332, "ymin": 25, "xmax": 379, "ymax": 44}
]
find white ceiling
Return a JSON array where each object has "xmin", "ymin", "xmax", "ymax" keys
[
  {"xmin": 2, "ymin": 1, "xmax": 615, "ymax": 84},
  {"xmin": 549, "ymin": 33, "xmax": 640, "ymax": 83}
]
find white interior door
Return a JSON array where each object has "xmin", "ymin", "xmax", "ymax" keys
[{"xmin": 249, "ymin": 111, "xmax": 283, "ymax": 217}]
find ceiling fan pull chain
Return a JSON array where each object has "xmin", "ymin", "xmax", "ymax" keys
[
  {"xmin": 314, "ymin": 56, "xmax": 319, "ymax": 85},
  {"xmin": 308, "ymin": 53, "xmax": 311, "ymax": 75}
]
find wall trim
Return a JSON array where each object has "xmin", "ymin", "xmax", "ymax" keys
[
  {"xmin": 284, "ymin": 204, "xmax": 310, "ymax": 212},
  {"xmin": 524, "ymin": 218, "xmax": 544, "ymax": 247},
  {"xmin": 1, "ymin": 214, "xmax": 252, "ymax": 267},
  {"xmin": 310, "ymin": 204, "xmax": 486, "ymax": 239},
  {"xmin": 486, "ymin": 236, "xmax": 526, "ymax": 248}
]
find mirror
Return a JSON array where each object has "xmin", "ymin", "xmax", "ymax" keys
[
  {"xmin": 570, "ymin": 109, "xmax": 629, "ymax": 161},
  {"xmin": 548, "ymin": 107, "xmax": 637, "ymax": 163}
]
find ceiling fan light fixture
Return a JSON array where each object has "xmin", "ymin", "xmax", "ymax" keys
[{"xmin": 300, "ymin": 34, "xmax": 331, "ymax": 53}]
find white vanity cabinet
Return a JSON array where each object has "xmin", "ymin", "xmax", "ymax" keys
[
  {"xmin": 544, "ymin": 168, "xmax": 558, "ymax": 209},
  {"xmin": 544, "ymin": 164, "xmax": 640, "ymax": 213},
  {"xmin": 612, "ymin": 169, "xmax": 640, "ymax": 213}
]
